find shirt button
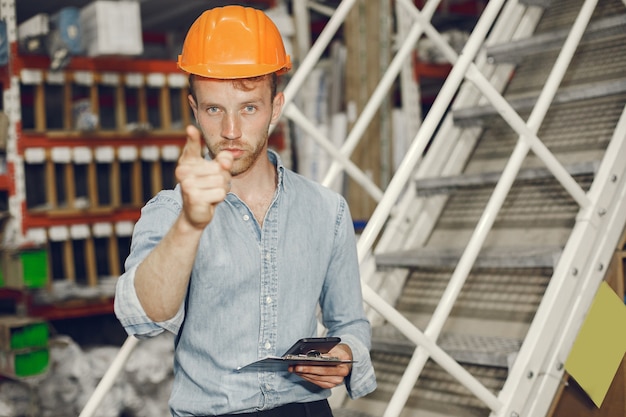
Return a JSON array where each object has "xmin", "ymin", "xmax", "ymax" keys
[
  {"xmin": 266, "ymin": 296, "xmax": 272, "ymax": 304},
  {"xmin": 264, "ymin": 341, "xmax": 271, "ymax": 349},
  {"xmin": 243, "ymin": 214, "xmax": 250, "ymax": 221},
  {"xmin": 265, "ymin": 253, "xmax": 271, "ymax": 260}
]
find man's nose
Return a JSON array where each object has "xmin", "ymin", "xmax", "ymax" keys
[{"xmin": 221, "ymin": 113, "xmax": 242, "ymax": 140}]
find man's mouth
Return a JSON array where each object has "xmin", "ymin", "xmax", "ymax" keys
[{"xmin": 224, "ymin": 148, "xmax": 244, "ymax": 159}]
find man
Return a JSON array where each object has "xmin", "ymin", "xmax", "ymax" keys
[{"xmin": 114, "ymin": 5, "xmax": 376, "ymax": 417}]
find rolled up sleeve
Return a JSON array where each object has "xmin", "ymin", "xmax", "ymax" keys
[
  {"xmin": 114, "ymin": 264, "xmax": 184, "ymax": 337},
  {"xmin": 114, "ymin": 190, "xmax": 185, "ymax": 338}
]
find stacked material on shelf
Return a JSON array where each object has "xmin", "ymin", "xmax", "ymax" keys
[{"xmin": 79, "ymin": 1, "xmax": 143, "ymax": 57}]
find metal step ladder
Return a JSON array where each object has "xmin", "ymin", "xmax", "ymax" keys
[{"xmin": 336, "ymin": 0, "xmax": 626, "ymax": 416}]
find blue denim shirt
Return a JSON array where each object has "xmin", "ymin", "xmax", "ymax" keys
[{"xmin": 114, "ymin": 150, "xmax": 376, "ymax": 416}]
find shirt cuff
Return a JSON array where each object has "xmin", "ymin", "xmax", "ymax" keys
[{"xmin": 340, "ymin": 334, "xmax": 377, "ymax": 399}]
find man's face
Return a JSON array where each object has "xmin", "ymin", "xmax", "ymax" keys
[{"xmin": 188, "ymin": 77, "xmax": 284, "ymax": 177}]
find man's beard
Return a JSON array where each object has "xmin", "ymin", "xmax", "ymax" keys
[{"xmin": 208, "ymin": 135, "xmax": 267, "ymax": 177}]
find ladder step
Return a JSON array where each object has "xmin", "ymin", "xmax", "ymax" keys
[
  {"xmin": 519, "ymin": 0, "xmax": 550, "ymax": 7},
  {"xmin": 452, "ymin": 79, "xmax": 626, "ymax": 127},
  {"xmin": 415, "ymin": 161, "xmax": 598, "ymax": 196},
  {"xmin": 375, "ymin": 245, "xmax": 562, "ymax": 270},
  {"xmin": 486, "ymin": 14, "xmax": 626, "ymax": 64},
  {"xmin": 333, "ymin": 410, "xmax": 377, "ymax": 417},
  {"xmin": 393, "ymin": 262, "xmax": 553, "ymax": 324},
  {"xmin": 372, "ymin": 325, "xmax": 521, "ymax": 368},
  {"xmin": 367, "ymin": 351, "xmax": 507, "ymax": 415}
]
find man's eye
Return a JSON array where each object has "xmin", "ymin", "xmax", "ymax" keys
[
  {"xmin": 207, "ymin": 107, "xmax": 219, "ymax": 113},
  {"xmin": 244, "ymin": 105, "xmax": 256, "ymax": 113}
]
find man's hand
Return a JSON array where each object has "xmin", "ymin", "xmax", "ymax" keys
[
  {"xmin": 175, "ymin": 125, "xmax": 233, "ymax": 230},
  {"xmin": 288, "ymin": 343, "xmax": 353, "ymax": 389}
]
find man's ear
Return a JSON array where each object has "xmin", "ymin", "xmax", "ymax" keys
[
  {"xmin": 188, "ymin": 94, "xmax": 198, "ymax": 121},
  {"xmin": 271, "ymin": 92, "xmax": 285, "ymax": 124}
]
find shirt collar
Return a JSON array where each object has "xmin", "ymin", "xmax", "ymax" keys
[{"xmin": 267, "ymin": 148, "xmax": 286, "ymax": 192}]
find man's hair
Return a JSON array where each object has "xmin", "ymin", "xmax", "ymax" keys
[{"xmin": 188, "ymin": 73, "xmax": 278, "ymax": 103}]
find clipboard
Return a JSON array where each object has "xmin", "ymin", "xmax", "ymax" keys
[{"xmin": 236, "ymin": 337, "xmax": 355, "ymax": 371}]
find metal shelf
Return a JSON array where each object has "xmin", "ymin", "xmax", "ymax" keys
[{"xmin": 0, "ymin": 288, "xmax": 114, "ymax": 320}]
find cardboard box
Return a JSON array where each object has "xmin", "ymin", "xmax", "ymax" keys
[{"xmin": 79, "ymin": 1, "xmax": 143, "ymax": 56}]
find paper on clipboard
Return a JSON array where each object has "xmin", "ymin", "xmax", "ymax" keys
[{"xmin": 236, "ymin": 355, "xmax": 354, "ymax": 371}]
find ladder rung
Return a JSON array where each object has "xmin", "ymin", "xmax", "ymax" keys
[
  {"xmin": 452, "ymin": 79, "xmax": 626, "ymax": 127},
  {"xmin": 414, "ymin": 161, "xmax": 598, "ymax": 197},
  {"xmin": 333, "ymin": 410, "xmax": 377, "ymax": 417},
  {"xmin": 375, "ymin": 245, "xmax": 563, "ymax": 270},
  {"xmin": 371, "ymin": 325, "xmax": 522, "ymax": 368},
  {"xmin": 487, "ymin": 14, "xmax": 626, "ymax": 64},
  {"xmin": 518, "ymin": 0, "xmax": 551, "ymax": 7},
  {"xmin": 369, "ymin": 352, "xmax": 507, "ymax": 414}
]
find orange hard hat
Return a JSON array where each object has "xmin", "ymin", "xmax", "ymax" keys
[{"xmin": 178, "ymin": 5, "xmax": 292, "ymax": 79}]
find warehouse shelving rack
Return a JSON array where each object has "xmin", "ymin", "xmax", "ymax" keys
[{"xmin": 0, "ymin": 0, "xmax": 193, "ymax": 318}]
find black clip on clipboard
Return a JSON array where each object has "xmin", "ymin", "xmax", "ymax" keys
[{"xmin": 236, "ymin": 337, "xmax": 355, "ymax": 372}]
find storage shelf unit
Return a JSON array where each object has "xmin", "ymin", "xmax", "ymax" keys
[{"xmin": 0, "ymin": 0, "xmax": 195, "ymax": 318}]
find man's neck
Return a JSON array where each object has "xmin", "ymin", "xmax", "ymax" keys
[{"xmin": 230, "ymin": 151, "xmax": 277, "ymax": 200}]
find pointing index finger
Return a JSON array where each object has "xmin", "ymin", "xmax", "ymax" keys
[{"xmin": 180, "ymin": 125, "xmax": 205, "ymax": 162}]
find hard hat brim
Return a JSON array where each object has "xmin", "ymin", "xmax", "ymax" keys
[{"xmin": 178, "ymin": 58, "xmax": 292, "ymax": 79}]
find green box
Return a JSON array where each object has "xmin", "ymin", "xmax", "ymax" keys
[
  {"xmin": 0, "ymin": 247, "xmax": 48, "ymax": 289},
  {"xmin": 0, "ymin": 347, "xmax": 49, "ymax": 378},
  {"xmin": 0, "ymin": 316, "xmax": 49, "ymax": 350},
  {"xmin": 20, "ymin": 249, "xmax": 48, "ymax": 288}
]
